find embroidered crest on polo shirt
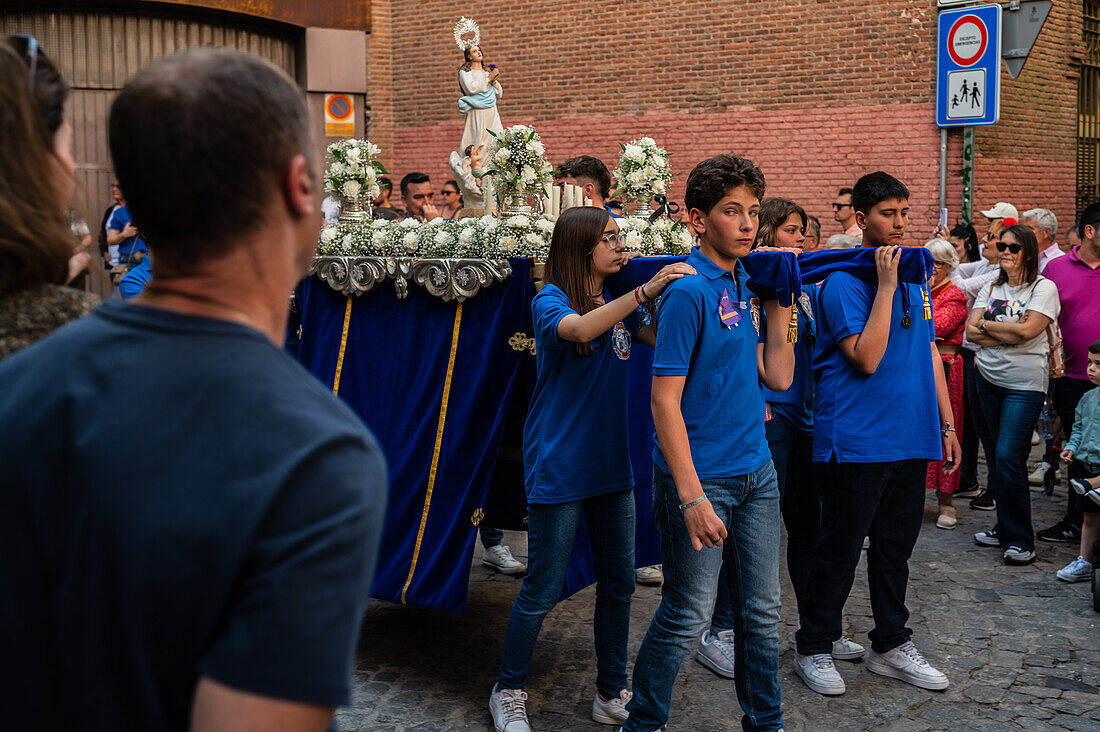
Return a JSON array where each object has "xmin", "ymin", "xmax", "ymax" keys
[
  {"xmin": 611, "ymin": 321, "xmax": 631, "ymax": 360},
  {"xmin": 750, "ymin": 298, "xmax": 762, "ymax": 336}
]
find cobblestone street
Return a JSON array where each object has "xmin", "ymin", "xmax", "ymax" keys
[{"xmin": 341, "ymin": 465, "xmax": 1100, "ymax": 732}]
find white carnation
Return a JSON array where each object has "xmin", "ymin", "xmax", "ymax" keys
[
  {"xmin": 372, "ymin": 219, "xmax": 388, "ymax": 228},
  {"xmin": 459, "ymin": 228, "xmax": 476, "ymax": 244},
  {"xmin": 372, "ymin": 230, "xmax": 388, "ymax": 247},
  {"xmin": 320, "ymin": 226, "xmax": 338, "ymax": 244},
  {"xmin": 524, "ymin": 232, "xmax": 543, "ymax": 250},
  {"xmin": 508, "ymin": 215, "xmax": 531, "ymax": 229},
  {"xmin": 341, "ymin": 180, "xmax": 362, "ymax": 199},
  {"xmin": 627, "ymin": 171, "xmax": 644, "ymax": 186},
  {"xmin": 347, "ymin": 162, "xmax": 364, "ymax": 177},
  {"xmin": 434, "ymin": 231, "xmax": 452, "ymax": 247},
  {"xmin": 346, "ymin": 146, "xmax": 362, "ymax": 162},
  {"xmin": 500, "ymin": 235, "xmax": 518, "ymax": 252},
  {"xmin": 368, "ymin": 184, "xmax": 381, "ymax": 199},
  {"xmin": 330, "ymin": 161, "xmax": 346, "ymax": 176},
  {"xmin": 652, "ymin": 179, "xmax": 667, "ymax": 194},
  {"xmin": 536, "ymin": 218, "xmax": 555, "ymax": 233},
  {"xmin": 399, "ymin": 217, "xmax": 419, "ymax": 228},
  {"xmin": 341, "ymin": 234, "xmax": 354, "ymax": 252},
  {"xmin": 624, "ymin": 144, "xmax": 645, "ymax": 164},
  {"xmin": 403, "ymin": 232, "xmax": 419, "ymax": 251},
  {"xmin": 495, "ymin": 147, "xmax": 511, "ymax": 163},
  {"xmin": 625, "ymin": 230, "xmax": 643, "ymax": 249},
  {"xmin": 521, "ymin": 165, "xmax": 537, "ymax": 184}
]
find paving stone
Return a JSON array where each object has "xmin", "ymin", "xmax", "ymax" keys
[{"xmin": 1046, "ymin": 676, "xmax": 1099, "ymax": 694}]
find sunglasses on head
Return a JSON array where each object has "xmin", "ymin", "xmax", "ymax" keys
[
  {"xmin": 995, "ymin": 241, "xmax": 1022, "ymax": 254},
  {"xmin": 8, "ymin": 34, "xmax": 38, "ymax": 90}
]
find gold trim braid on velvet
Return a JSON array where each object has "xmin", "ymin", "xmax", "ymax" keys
[
  {"xmin": 400, "ymin": 302, "xmax": 464, "ymax": 603},
  {"xmin": 332, "ymin": 295, "xmax": 354, "ymax": 395}
]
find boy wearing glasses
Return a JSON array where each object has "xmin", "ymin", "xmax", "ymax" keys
[
  {"xmin": 794, "ymin": 172, "xmax": 960, "ymax": 696},
  {"xmin": 625, "ymin": 155, "xmax": 794, "ymax": 732}
]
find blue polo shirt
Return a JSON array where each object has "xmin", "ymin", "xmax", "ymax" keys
[
  {"xmin": 764, "ymin": 285, "xmax": 818, "ymax": 435},
  {"xmin": 107, "ymin": 205, "xmax": 148, "ymax": 258},
  {"xmin": 652, "ymin": 247, "xmax": 770, "ymax": 479},
  {"xmin": 523, "ymin": 284, "xmax": 638, "ymax": 504},
  {"xmin": 118, "ymin": 256, "xmax": 152, "ymax": 300},
  {"xmin": 812, "ymin": 271, "xmax": 941, "ymax": 463}
]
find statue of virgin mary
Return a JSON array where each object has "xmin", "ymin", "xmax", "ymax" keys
[{"xmin": 454, "ymin": 18, "xmax": 503, "ymax": 152}]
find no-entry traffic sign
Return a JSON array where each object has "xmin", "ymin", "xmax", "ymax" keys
[
  {"xmin": 325, "ymin": 93, "xmax": 355, "ymax": 137},
  {"xmin": 937, "ymin": 4, "xmax": 1001, "ymax": 127}
]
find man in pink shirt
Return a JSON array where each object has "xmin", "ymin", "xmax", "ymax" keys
[
  {"xmin": 1039, "ymin": 202, "xmax": 1100, "ymax": 544},
  {"xmin": 1023, "ymin": 208, "xmax": 1065, "ymax": 273}
]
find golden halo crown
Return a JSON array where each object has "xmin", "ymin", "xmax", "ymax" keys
[{"xmin": 453, "ymin": 17, "xmax": 480, "ymax": 51}]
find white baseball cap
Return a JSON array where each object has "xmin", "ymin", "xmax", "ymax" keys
[{"xmin": 980, "ymin": 202, "xmax": 1019, "ymax": 220}]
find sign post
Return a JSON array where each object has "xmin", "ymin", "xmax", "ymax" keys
[{"xmin": 936, "ymin": 4, "xmax": 1002, "ymax": 128}]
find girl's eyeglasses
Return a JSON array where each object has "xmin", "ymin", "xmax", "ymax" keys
[
  {"xmin": 995, "ymin": 242, "xmax": 1022, "ymax": 254},
  {"xmin": 598, "ymin": 232, "xmax": 623, "ymax": 250}
]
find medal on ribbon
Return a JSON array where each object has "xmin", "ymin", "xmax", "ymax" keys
[{"xmin": 718, "ymin": 287, "xmax": 741, "ymax": 329}]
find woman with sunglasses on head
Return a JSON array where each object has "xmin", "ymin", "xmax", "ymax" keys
[
  {"xmin": 0, "ymin": 36, "xmax": 98, "ymax": 359},
  {"xmin": 924, "ymin": 238, "xmax": 969, "ymax": 528},
  {"xmin": 489, "ymin": 207, "xmax": 694, "ymax": 732},
  {"xmin": 966, "ymin": 224, "xmax": 1061, "ymax": 565}
]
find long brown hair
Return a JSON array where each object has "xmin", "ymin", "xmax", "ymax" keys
[
  {"xmin": 753, "ymin": 197, "xmax": 806, "ymax": 249},
  {"xmin": 994, "ymin": 224, "xmax": 1040, "ymax": 286},
  {"xmin": 544, "ymin": 206, "xmax": 610, "ymax": 356},
  {"xmin": 0, "ymin": 37, "xmax": 72, "ymax": 298}
]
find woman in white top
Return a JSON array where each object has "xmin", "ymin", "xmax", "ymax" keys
[
  {"xmin": 457, "ymin": 45, "xmax": 503, "ymax": 153},
  {"xmin": 966, "ymin": 224, "xmax": 1061, "ymax": 565}
]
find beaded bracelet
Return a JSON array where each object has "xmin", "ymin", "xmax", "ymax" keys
[{"xmin": 679, "ymin": 494, "xmax": 707, "ymax": 511}]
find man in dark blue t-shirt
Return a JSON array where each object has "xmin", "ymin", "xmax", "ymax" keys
[
  {"xmin": 0, "ymin": 50, "xmax": 387, "ymax": 731},
  {"xmin": 793, "ymin": 172, "xmax": 961, "ymax": 698}
]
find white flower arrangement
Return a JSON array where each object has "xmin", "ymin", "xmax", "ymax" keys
[
  {"xmin": 325, "ymin": 139, "xmax": 387, "ymax": 202},
  {"xmin": 485, "ymin": 125, "xmax": 553, "ymax": 204},
  {"xmin": 316, "ymin": 215, "xmax": 692, "ymax": 260},
  {"xmin": 612, "ymin": 137, "xmax": 673, "ymax": 205}
]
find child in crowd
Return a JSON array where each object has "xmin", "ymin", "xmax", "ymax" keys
[
  {"xmin": 625, "ymin": 155, "xmax": 794, "ymax": 732},
  {"xmin": 794, "ymin": 172, "xmax": 961, "ymax": 697},
  {"xmin": 489, "ymin": 207, "xmax": 693, "ymax": 732},
  {"xmin": 1056, "ymin": 340, "xmax": 1100, "ymax": 583}
]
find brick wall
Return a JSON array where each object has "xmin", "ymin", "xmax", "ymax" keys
[{"xmin": 366, "ymin": 0, "xmax": 1078, "ymax": 241}]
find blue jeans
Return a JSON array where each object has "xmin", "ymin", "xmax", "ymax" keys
[
  {"xmin": 712, "ymin": 417, "xmax": 817, "ymax": 632},
  {"xmin": 479, "ymin": 525, "xmax": 503, "ymax": 548},
  {"xmin": 626, "ymin": 463, "xmax": 783, "ymax": 732},
  {"xmin": 974, "ymin": 372, "xmax": 1045, "ymax": 551},
  {"xmin": 498, "ymin": 489, "xmax": 635, "ymax": 697}
]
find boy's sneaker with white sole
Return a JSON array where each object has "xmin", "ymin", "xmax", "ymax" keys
[
  {"xmin": 1056, "ymin": 556, "xmax": 1093, "ymax": 583},
  {"xmin": 483, "ymin": 545, "xmax": 526, "ymax": 575},
  {"xmin": 489, "ymin": 685, "xmax": 530, "ymax": 732},
  {"xmin": 866, "ymin": 641, "xmax": 949, "ymax": 691},
  {"xmin": 695, "ymin": 628, "xmax": 736, "ymax": 678},
  {"xmin": 591, "ymin": 689, "xmax": 631, "ymax": 725},
  {"xmin": 794, "ymin": 653, "xmax": 846, "ymax": 695}
]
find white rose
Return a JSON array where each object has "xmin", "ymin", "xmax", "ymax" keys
[
  {"xmin": 500, "ymin": 235, "xmax": 518, "ymax": 252},
  {"xmin": 403, "ymin": 232, "xmax": 419, "ymax": 251},
  {"xmin": 341, "ymin": 180, "xmax": 362, "ymax": 199}
]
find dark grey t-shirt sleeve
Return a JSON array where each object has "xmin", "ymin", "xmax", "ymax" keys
[{"xmin": 199, "ymin": 433, "xmax": 388, "ymax": 707}]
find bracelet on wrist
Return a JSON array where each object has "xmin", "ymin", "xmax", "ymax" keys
[
  {"xmin": 634, "ymin": 286, "xmax": 646, "ymax": 305},
  {"xmin": 679, "ymin": 493, "xmax": 707, "ymax": 511}
]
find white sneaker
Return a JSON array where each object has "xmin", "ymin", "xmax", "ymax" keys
[
  {"xmin": 591, "ymin": 689, "xmax": 631, "ymax": 725},
  {"xmin": 788, "ymin": 626, "xmax": 865, "ymax": 660},
  {"xmin": 634, "ymin": 565, "xmax": 664, "ymax": 586},
  {"xmin": 1028, "ymin": 463, "xmax": 1049, "ymax": 486},
  {"xmin": 1003, "ymin": 546, "xmax": 1036, "ymax": 564},
  {"xmin": 483, "ymin": 545, "xmax": 526, "ymax": 575},
  {"xmin": 489, "ymin": 685, "xmax": 531, "ymax": 732},
  {"xmin": 794, "ymin": 653, "xmax": 846, "ymax": 695},
  {"xmin": 1056, "ymin": 556, "xmax": 1093, "ymax": 583},
  {"xmin": 866, "ymin": 641, "xmax": 949, "ymax": 690},
  {"xmin": 696, "ymin": 629, "xmax": 736, "ymax": 678}
]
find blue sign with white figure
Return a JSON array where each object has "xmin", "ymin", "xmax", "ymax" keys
[{"xmin": 937, "ymin": 3, "xmax": 1001, "ymax": 127}]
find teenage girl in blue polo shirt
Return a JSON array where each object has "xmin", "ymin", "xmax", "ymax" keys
[{"xmin": 489, "ymin": 206, "xmax": 694, "ymax": 732}]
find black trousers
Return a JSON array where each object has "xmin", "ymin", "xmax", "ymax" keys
[
  {"xmin": 1054, "ymin": 376, "xmax": 1095, "ymax": 523},
  {"xmin": 796, "ymin": 459, "xmax": 926, "ymax": 656}
]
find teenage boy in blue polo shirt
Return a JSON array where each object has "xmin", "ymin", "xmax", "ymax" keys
[
  {"xmin": 625, "ymin": 155, "xmax": 794, "ymax": 732},
  {"xmin": 793, "ymin": 172, "xmax": 961, "ymax": 697}
]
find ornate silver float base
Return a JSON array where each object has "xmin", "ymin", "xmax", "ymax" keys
[{"xmin": 311, "ymin": 257, "xmax": 512, "ymax": 302}]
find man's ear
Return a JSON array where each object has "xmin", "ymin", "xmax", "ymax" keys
[
  {"xmin": 283, "ymin": 154, "xmax": 315, "ymax": 220},
  {"xmin": 854, "ymin": 209, "xmax": 867, "ymax": 231}
]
